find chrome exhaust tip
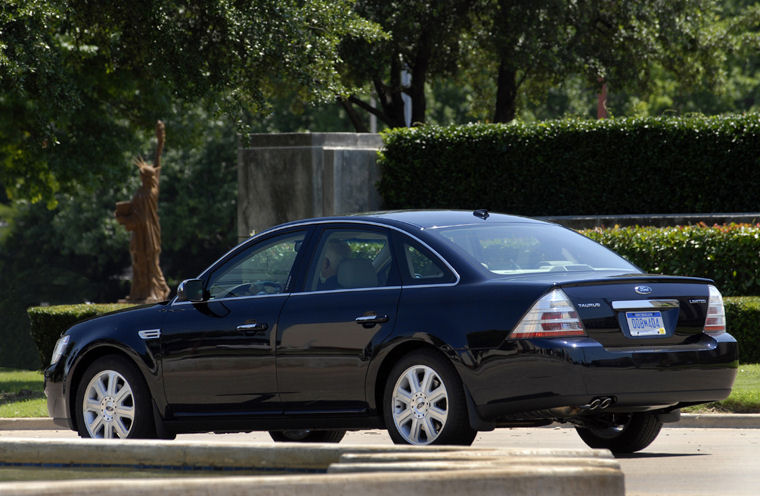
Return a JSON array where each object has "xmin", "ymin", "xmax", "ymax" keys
[{"xmin": 585, "ymin": 398, "xmax": 602, "ymax": 410}]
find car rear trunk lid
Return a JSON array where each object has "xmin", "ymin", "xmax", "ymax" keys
[{"xmin": 560, "ymin": 276, "xmax": 711, "ymax": 348}]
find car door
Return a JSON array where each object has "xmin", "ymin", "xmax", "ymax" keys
[
  {"xmin": 160, "ymin": 229, "xmax": 308, "ymax": 416},
  {"xmin": 276, "ymin": 225, "xmax": 401, "ymax": 414}
]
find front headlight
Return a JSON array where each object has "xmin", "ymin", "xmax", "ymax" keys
[{"xmin": 50, "ymin": 335, "xmax": 70, "ymax": 365}]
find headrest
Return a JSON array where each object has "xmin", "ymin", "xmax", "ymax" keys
[{"xmin": 337, "ymin": 258, "xmax": 378, "ymax": 289}]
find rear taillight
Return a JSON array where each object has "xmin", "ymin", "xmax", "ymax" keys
[
  {"xmin": 704, "ymin": 285, "xmax": 726, "ymax": 335},
  {"xmin": 511, "ymin": 289, "xmax": 586, "ymax": 339}
]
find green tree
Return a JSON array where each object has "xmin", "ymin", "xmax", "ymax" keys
[
  {"xmin": 0, "ymin": 109, "xmax": 243, "ymax": 369},
  {"xmin": 339, "ymin": 0, "xmax": 476, "ymax": 129},
  {"xmin": 0, "ymin": 0, "xmax": 381, "ymax": 205},
  {"xmin": 511, "ymin": 1, "xmax": 760, "ymax": 120},
  {"xmin": 337, "ymin": 0, "xmax": 744, "ymax": 126},
  {"xmin": 474, "ymin": 0, "xmax": 733, "ymax": 122}
]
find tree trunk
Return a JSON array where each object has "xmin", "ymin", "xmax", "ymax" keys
[
  {"xmin": 493, "ymin": 59, "xmax": 518, "ymax": 123},
  {"xmin": 409, "ymin": 31, "xmax": 432, "ymax": 125},
  {"xmin": 373, "ymin": 56, "xmax": 407, "ymax": 128},
  {"xmin": 340, "ymin": 99, "xmax": 369, "ymax": 133}
]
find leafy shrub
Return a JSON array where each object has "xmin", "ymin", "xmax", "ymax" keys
[
  {"xmin": 27, "ymin": 304, "xmax": 135, "ymax": 368},
  {"xmin": 581, "ymin": 224, "xmax": 760, "ymax": 297},
  {"xmin": 378, "ymin": 116, "xmax": 760, "ymax": 215},
  {"xmin": 724, "ymin": 297, "xmax": 760, "ymax": 364}
]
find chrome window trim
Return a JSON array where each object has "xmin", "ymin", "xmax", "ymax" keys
[
  {"xmin": 170, "ymin": 219, "xmax": 462, "ymax": 305},
  {"xmin": 172, "ymin": 292, "xmax": 289, "ymax": 305},
  {"xmin": 285, "ymin": 219, "xmax": 461, "ymax": 284},
  {"xmin": 398, "ymin": 281, "xmax": 459, "ymax": 289},
  {"xmin": 611, "ymin": 299, "xmax": 680, "ymax": 310},
  {"xmin": 292, "ymin": 285, "xmax": 403, "ymax": 297}
]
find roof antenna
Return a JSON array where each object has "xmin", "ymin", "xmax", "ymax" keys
[{"xmin": 473, "ymin": 209, "xmax": 489, "ymax": 220}]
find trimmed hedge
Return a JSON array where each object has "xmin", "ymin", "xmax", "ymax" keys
[
  {"xmin": 725, "ymin": 297, "xmax": 760, "ymax": 364},
  {"xmin": 581, "ymin": 224, "xmax": 760, "ymax": 297},
  {"xmin": 378, "ymin": 116, "xmax": 760, "ymax": 215},
  {"xmin": 27, "ymin": 304, "xmax": 135, "ymax": 368}
]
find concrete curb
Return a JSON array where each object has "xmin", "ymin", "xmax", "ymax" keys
[
  {"xmin": 550, "ymin": 413, "xmax": 760, "ymax": 430},
  {"xmin": 0, "ymin": 440, "xmax": 624, "ymax": 496},
  {"xmin": 2, "ymin": 413, "xmax": 760, "ymax": 432},
  {"xmin": 0, "ymin": 418, "xmax": 58, "ymax": 431},
  {"xmin": 0, "ymin": 467, "xmax": 626, "ymax": 496},
  {"xmin": 672, "ymin": 413, "xmax": 760, "ymax": 429},
  {"xmin": 0, "ymin": 438, "xmax": 615, "ymax": 470}
]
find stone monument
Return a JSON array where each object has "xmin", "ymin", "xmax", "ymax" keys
[{"xmin": 115, "ymin": 121, "xmax": 171, "ymax": 303}]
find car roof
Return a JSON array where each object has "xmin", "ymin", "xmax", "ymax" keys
[{"xmin": 273, "ymin": 210, "xmax": 547, "ymax": 232}]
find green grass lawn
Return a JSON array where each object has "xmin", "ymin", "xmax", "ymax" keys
[
  {"xmin": 1, "ymin": 365, "xmax": 759, "ymax": 418},
  {"xmin": 0, "ymin": 368, "xmax": 47, "ymax": 418}
]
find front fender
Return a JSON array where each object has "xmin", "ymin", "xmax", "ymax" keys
[{"xmin": 53, "ymin": 305, "xmax": 168, "ymax": 426}]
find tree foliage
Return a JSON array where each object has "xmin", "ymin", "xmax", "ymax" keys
[
  {"xmin": 339, "ymin": 0, "xmax": 475, "ymax": 129},
  {"xmin": 0, "ymin": 109, "xmax": 239, "ymax": 369},
  {"xmin": 338, "ymin": 0, "xmax": 754, "ymax": 127},
  {"xmin": 470, "ymin": 0, "xmax": 740, "ymax": 122},
  {"xmin": 0, "ymin": 0, "xmax": 381, "ymax": 205}
]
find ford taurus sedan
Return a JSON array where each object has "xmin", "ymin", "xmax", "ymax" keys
[{"xmin": 45, "ymin": 210, "xmax": 738, "ymax": 452}]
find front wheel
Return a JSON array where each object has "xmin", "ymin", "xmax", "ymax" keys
[
  {"xmin": 575, "ymin": 412, "xmax": 663, "ymax": 453},
  {"xmin": 383, "ymin": 350, "xmax": 476, "ymax": 446},
  {"xmin": 269, "ymin": 430, "xmax": 346, "ymax": 443},
  {"xmin": 75, "ymin": 355, "xmax": 156, "ymax": 439}
]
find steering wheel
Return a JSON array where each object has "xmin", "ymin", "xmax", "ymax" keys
[
  {"xmin": 223, "ymin": 281, "xmax": 282, "ymax": 298},
  {"xmin": 223, "ymin": 283, "xmax": 253, "ymax": 298},
  {"xmin": 252, "ymin": 280, "xmax": 282, "ymax": 294}
]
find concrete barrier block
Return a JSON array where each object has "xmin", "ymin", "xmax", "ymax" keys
[{"xmin": 0, "ymin": 466, "xmax": 624, "ymax": 496}]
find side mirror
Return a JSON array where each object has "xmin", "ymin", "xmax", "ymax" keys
[{"xmin": 176, "ymin": 279, "xmax": 205, "ymax": 302}]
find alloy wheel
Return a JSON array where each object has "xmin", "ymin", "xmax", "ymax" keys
[
  {"xmin": 391, "ymin": 364, "xmax": 449, "ymax": 445},
  {"xmin": 81, "ymin": 369, "xmax": 135, "ymax": 439}
]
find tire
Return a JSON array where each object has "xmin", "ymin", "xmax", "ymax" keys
[
  {"xmin": 383, "ymin": 350, "xmax": 476, "ymax": 446},
  {"xmin": 575, "ymin": 412, "xmax": 663, "ymax": 454},
  {"xmin": 75, "ymin": 355, "xmax": 156, "ymax": 439},
  {"xmin": 269, "ymin": 430, "xmax": 346, "ymax": 443}
]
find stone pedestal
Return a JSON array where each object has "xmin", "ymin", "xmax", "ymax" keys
[{"xmin": 237, "ymin": 133, "xmax": 383, "ymax": 241}]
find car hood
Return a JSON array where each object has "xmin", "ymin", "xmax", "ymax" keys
[{"xmin": 64, "ymin": 301, "xmax": 168, "ymax": 339}]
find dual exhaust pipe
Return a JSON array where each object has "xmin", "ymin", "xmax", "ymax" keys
[
  {"xmin": 533, "ymin": 396, "xmax": 618, "ymax": 418},
  {"xmin": 582, "ymin": 396, "xmax": 615, "ymax": 411}
]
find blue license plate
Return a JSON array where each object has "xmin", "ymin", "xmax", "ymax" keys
[{"xmin": 625, "ymin": 311, "xmax": 666, "ymax": 337}]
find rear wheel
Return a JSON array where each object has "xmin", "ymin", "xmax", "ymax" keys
[
  {"xmin": 75, "ymin": 355, "xmax": 156, "ymax": 439},
  {"xmin": 269, "ymin": 430, "xmax": 346, "ymax": 443},
  {"xmin": 575, "ymin": 412, "xmax": 663, "ymax": 453},
  {"xmin": 383, "ymin": 350, "xmax": 476, "ymax": 446}
]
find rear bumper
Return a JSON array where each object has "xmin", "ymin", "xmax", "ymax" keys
[{"xmin": 463, "ymin": 333, "xmax": 739, "ymax": 420}]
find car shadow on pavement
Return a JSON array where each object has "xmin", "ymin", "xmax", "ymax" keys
[{"xmin": 614, "ymin": 452, "xmax": 707, "ymax": 459}]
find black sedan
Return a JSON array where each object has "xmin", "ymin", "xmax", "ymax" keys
[{"xmin": 45, "ymin": 210, "xmax": 738, "ymax": 452}]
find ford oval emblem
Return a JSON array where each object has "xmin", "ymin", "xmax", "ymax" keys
[{"xmin": 635, "ymin": 285, "xmax": 653, "ymax": 295}]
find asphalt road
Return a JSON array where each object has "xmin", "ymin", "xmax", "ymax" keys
[{"xmin": 1, "ymin": 426, "xmax": 757, "ymax": 495}]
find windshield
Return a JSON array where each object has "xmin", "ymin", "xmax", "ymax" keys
[{"xmin": 432, "ymin": 223, "xmax": 639, "ymax": 276}]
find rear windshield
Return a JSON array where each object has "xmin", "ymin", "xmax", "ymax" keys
[{"xmin": 432, "ymin": 223, "xmax": 639, "ymax": 276}]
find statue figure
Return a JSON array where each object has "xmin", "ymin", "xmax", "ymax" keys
[{"xmin": 115, "ymin": 121, "xmax": 171, "ymax": 303}]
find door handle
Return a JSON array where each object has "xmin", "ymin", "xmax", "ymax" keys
[
  {"xmin": 355, "ymin": 314, "xmax": 389, "ymax": 326},
  {"xmin": 236, "ymin": 322, "xmax": 269, "ymax": 334}
]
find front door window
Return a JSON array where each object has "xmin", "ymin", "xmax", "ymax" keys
[{"xmin": 207, "ymin": 232, "xmax": 305, "ymax": 299}]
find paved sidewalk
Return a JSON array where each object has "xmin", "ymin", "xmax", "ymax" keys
[{"xmin": 2, "ymin": 413, "xmax": 759, "ymax": 432}]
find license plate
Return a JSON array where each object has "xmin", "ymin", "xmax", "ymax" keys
[{"xmin": 625, "ymin": 311, "xmax": 666, "ymax": 337}]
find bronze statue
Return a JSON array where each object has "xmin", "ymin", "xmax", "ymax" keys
[{"xmin": 115, "ymin": 121, "xmax": 171, "ymax": 303}]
